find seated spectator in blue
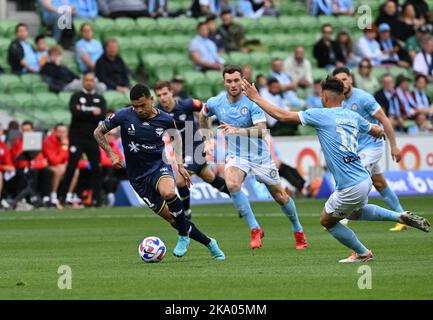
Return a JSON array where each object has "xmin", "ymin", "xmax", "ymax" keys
[
  {"xmin": 189, "ymin": 21, "xmax": 224, "ymax": 72},
  {"xmin": 377, "ymin": 23, "xmax": 411, "ymax": 68},
  {"xmin": 95, "ymin": 38, "xmax": 130, "ymax": 93},
  {"xmin": 97, "ymin": 0, "xmax": 147, "ymax": 18},
  {"xmin": 333, "ymin": 0, "xmax": 354, "ymax": 16},
  {"xmin": 146, "ymin": 0, "xmax": 168, "ymax": 17},
  {"xmin": 190, "ymin": 0, "xmax": 230, "ymax": 17},
  {"xmin": 75, "ymin": 23, "xmax": 103, "ymax": 73},
  {"xmin": 35, "ymin": 34, "xmax": 49, "ymax": 69},
  {"xmin": 238, "ymin": 0, "xmax": 278, "ymax": 18},
  {"xmin": 413, "ymin": 74, "xmax": 433, "ymax": 118},
  {"xmin": 310, "ymin": 0, "xmax": 332, "ymax": 16},
  {"xmin": 306, "ymin": 80, "xmax": 323, "ymax": 109},
  {"xmin": 269, "ymin": 58, "xmax": 305, "ymax": 109},
  {"xmin": 407, "ymin": 113, "xmax": 431, "ymax": 135},
  {"xmin": 74, "ymin": 0, "xmax": 98, "ymax": 19},
  {"xmin": 7, "ymin": 23, "xmax": 39, "ymax": 74},
  {"xmin": 39, "ymin": 0, "xmax": 77, "ymax": 42},
  {"xmin": 357, "ymin": 26, "xmax": 386, "ymax": 66}
]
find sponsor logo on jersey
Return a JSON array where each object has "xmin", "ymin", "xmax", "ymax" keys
[{"xmin": 141, "ymin": 144, "xmax": 157, "ymax": 150}]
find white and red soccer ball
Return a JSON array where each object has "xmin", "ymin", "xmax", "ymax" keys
[{"xmin": 138, "ymin": 236, "xmax": 166, "ymax": 263}]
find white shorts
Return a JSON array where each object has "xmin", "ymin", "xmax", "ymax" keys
[
  {"xmin": 225, "ymin": 155, "xmax": 280, "ymax": 186},
  {"xmin": 325, "ymin": 178, "xmax": 372, "ymax": 218},
  {"xmin": 359, "ymin": 147, "xmax": 383, "ymax": 176}
]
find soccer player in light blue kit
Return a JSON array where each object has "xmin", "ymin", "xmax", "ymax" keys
[
  {"xmin": 242, "ymin": 76, "xmax": 430, "ymax": 262},
  {"xmin": 333, "ymin": 67, "xmax": 407, "ymax": 232},
  {"xmin": 199, "ymin": 66, "xmax": 308, "ymax": 250}
]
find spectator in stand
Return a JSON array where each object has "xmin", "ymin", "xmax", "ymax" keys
[
  {"xmin": 99, "ymin": 127, "xmax": 124, "ymax": 207},
  {"xmin": 189, "ymin": 21, "xmax": 224, "ymax": 72},
  {"xmin": 206, "ymin": 15, "xmax": 224, "ymax": 53},
  {"xmin": 255, "ymin": 73, "xmax": 267, "ymax": 90},
  {"xmin": 283, "ymin": 46, "xmax": 313, "ymax": 89},
  {"xmin": 405, "ymin": 24, "xmax": 432, "ymax": 61},
  {"xmin": 332, "ymin": 0, "xmax": 354, "ymax": 16},
  {"xmin": 170, "ymin": 75, "xmax": 188, "ymax": 99},
  {"xmin": 34, "ymin": 34, "xmax": 48, "ymax": 69},
  {"xmin": 10, "ymin": 121, "xmax": 52, "ymax": 207},
  {"xmin": 59, "ymin": 73, "xmax": 106, "ymax": 207},
  {"xmin": 335, "ymin": 28, "xmax": 360, "ymax": 68},
  {"xmin": 306, "ymin": 79, "xmax": 323, "ymax": 109},
  {"xmin": 41, "ymin": 45, "xmax": 106, "ymax": 94},
  {"xmin": 39, "ymin": 0, "xmax": 77, "ymax": 43},
  {"xmin": 357, "ymin": 26, "xmax": 386, "ymax": 66},
  {"xmin": 190, "ymin": 0, "xmax": 219, "ymax": 17},
  {"xmin": 413, "ymin": 74, "xmax": 433, "ymax": 118},
  {"xmin": 218, "ymin": 10, "xmax": 248, "ymax": 53},
  {"xmin": 97, "ymin": 0, "xmax": 147, "ymax": 18},
  {"xmin": 4, "ymin": 121, "xmax": 20, "ymax": 148},
  {"xmin": 375, "ymin": 0, "xmax": 413, "ymax": 41},
  {"xmin": 75, "ymin": 0, "xmax": 98, "ymax": 19},
  {"xmin": 405, "ymin": 0, "xmax": 430, "ymax": 19},
  {"xmin": 0, "ymin": 126, "xmax": 15, "ymax": 210},
  {"xmin": 389, "ymin": 74, "xmax": 417, "ymax": 130},
  {"xmin": 413, "ymin": 36, "xmax": 433, "ymax": 82},
  {"xmin": 407, "ymin": 113, "xmax": 432, "ymax": 134},
  {"xmin": 42, "ymin": 123, "xmax": 79, "ymax": 209},
  {"xmin": 269, "ymin": 58, "xmax": 305, "ymax": 109},
  {"xmin": 374, "ymin": 73, "xmax": 395, "ymax": 116},
  {"xmin": 377, "ymin": 23, "xmax": 411, "ymax": 67},
  {"xmin": 75, "ymin": 23, "xmax": 103, "ymax": 73},
  {"xmin": 354, "ymin": 58, "xmax": 380, "ymax": 94},
  {"xmin": 313, "ymin": 24, "xmax": 345, "ymax": 69},
  {"xmin": 400, "ymin": 2, "xmax": 424, "ymax": 35},
  {"xmin": 146, "ymin": 0, "xmax": 168, "ymax": 18},
  {"xmin": 95, "ymin": 39, "xmax": 130, "ymax": 93},
  {"xmin": 237, "ymin": 0, "xmax": 278, "ymax": 18},
  {"xmin": 310, "ymin": 0, "xmax": 353, "ymax": 16},
  {"xmin": 7, "ymin": 23, "xmax": 39, "ymax": 74}
]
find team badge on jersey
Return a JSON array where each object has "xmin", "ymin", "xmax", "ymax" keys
[
  {"xmin": 351, "ymin": 104, "xmax": 358, "ymax": 111},
  {"xmin": 270, "ymin": 169, "xmax": 278, "ymax": 178},
  {"xmin": 179, "ymin": 114, "xmax": 187, "ymax": 121},
  {"xmin": 241, "ymin": 106, "xmax": 248, "ymax": 115},
  {"xmin": 155, "ymin": 128, "xmax": 164, "ymax": 137}
]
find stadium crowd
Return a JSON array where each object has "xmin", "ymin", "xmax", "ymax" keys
[{"xmin": 1, "ymin": 0, "xmax": 433, "ymax": 210}]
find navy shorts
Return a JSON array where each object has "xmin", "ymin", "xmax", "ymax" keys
[
  {"xmin": 130, "ymin": 164, "xmax": 174, "ymax": 214},
  {"xmin": 183, "ymin": 151, "xmax": 208, "ymax": 176}
]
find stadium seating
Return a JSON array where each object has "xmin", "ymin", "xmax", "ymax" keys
[{"xmin": 0, "ymin": 74, "xmax": 27, "ymax": 93}]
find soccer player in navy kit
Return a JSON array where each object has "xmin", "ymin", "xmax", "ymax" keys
[
  {"xmin": 154, "ymin": 80, "xmax": 230, "ymax": 219},
  {"xmin": 93, "ymin": 84, "xmax": 225, "ymax": 260}
]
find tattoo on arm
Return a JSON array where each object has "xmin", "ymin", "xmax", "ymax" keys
[{"xmin": 93, "ymin": 122, "xmax": 113, "ymax": 156}]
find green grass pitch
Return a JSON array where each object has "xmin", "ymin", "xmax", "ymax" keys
[{"xmin": 0, "ymin": 195, "xmax": 432, "ymax": 300}]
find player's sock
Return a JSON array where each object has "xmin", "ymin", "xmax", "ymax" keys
[
  {"xmin": 281, "ymin": 197, "xmax": 303, "ymax": 232},
  {"xmin": 177, "ymin": 186, "xmax": 190, "ymax": 212},
  {"xmin": 327, "ymin": 223, "xmax": 369, "ymax": 255},
  {"xmin": 278, "ymin": 163, "xmax": 306, "ymax": 191},
  {"xmin": 167, "ymin": 195, "xmax": 189, "ymax": 236},
  {"xmin": 231, "ymin": 190, "xmax": 259, "ymax": 229},
  {"xmin": 379, "ymin": 186, "xmax": 404, "ymax": 212},
  {"xmin": 50, "ymin": 192, "xmax": 58, "ymax": 204},
  {"xmin": 188, "ymin": 222, "xmax": 211, "ymax": 246},
  {"xmin": 357, "ymin": 204, "xmax": 399, "ymax": 222},
  {"xmin": 65, "ymin": 192, "xmax": 73, "ymax": 204},
  {"xmin": 210, "ymin": 175, "xmax": 230, "ymax": 195}
]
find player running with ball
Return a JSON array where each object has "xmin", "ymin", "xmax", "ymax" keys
[
  {"xmin": 241, "ymin": 76, "xmax": 430, "ymax": 262},
  {"xmin": 93, "ymin": 84, "xmax": 225, "ymax": 260},
  {"xmin": 199, "ymin": 65, "xmax": 308, "ymax": 250}
]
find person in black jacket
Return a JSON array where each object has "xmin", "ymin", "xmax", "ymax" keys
[
  {"xmin": 7, "ymin": 23, "xmax": 39, "ymax": 74},
  {"xmin": 374, "ymin": 73, "xmax": 395, "ymax": 116},
  {"xmin": 313, "ymin": 24, "xmax": 345, "ymax": 69},
  {"xmin": 59, "ymin": 73, "xmax": 107, "ymax": 207},
  {"xmin": 95, "ymin": 38, "xmax": 130, "ymax": 94}
]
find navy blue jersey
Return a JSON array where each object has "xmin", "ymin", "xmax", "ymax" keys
[
  {"xmin": 156, "ymin": 98, "xmax": 204, "ymax": 157},
  {"xmin": 104, "ymin": 106, "xmax": 176, "ymax": 182}
]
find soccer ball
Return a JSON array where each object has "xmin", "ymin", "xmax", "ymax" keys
[{"xmin": 138, "ymin": 236, "xmax": 166, "ymax": 263}]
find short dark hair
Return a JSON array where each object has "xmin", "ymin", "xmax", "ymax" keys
[
  {"xmin": 54, "ymin": 123, "xmax": 66, "ymax": 130},
  {"xmin": 321, "ymin": 23, "xmax": 332, "ymax": 32},
  {"xmin": 205, "ymin": 15, "xmax": 217, "ymax": 23},
  {"xmin": 130, "ymin": 84, "xmax": 151, "ymax": 100},
  {"xmin": 80, "ymin": 22, "xmax": 93, "ymax": 33},
  {"xmin": 21, "ymin": 120, "xmax": 34, "ymax": 129},
  {"xmin": 266, "ymin": 77, "xmax": 279, "ymax": 86},
  {"xmin": 35, "ymin": 34, "xmax": 45, "ymax": 44},
  {"xmin": 221, "ymin": 9, "xmax": 232, "ymax": 16},
  {"xmin": 15, "ymin": 23, "xmax": 27, "ymax": 33},
  {"xmin": 415, "ymin": 73, "xmax": 428, "ymax": 83},
  {"xmin": 332, "ymin": 66, "xmax": 352, "ymax": 77},
  {"xmin": 197, "ymin": 21, "xmax": 207, "ymax": 29},
  {"xmin": 223, "ymin": 65, "xmax": 243, "ymax": 78},
  {"xmin": 154, "ymin": 80, "xmax": 171, "ymax": 91},
  {"xmin": 320, "ymin": 76, "xmax": 344, "ymax": 95}
]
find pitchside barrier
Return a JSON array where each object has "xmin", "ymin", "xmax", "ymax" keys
[{"xmin": 114, "ymin": 135, "xmax": 433, "ymax": 207}]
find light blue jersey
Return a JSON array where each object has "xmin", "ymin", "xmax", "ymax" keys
[
  {"xmin": 299, "ymin": 107, "xmax": 371, "ymax": 190},
  {"xmin": 204, "ymin": 93, "xmax": 270, "ymax": 163},
  {"xmin": 341, "ymin": 88, "xmax": 382, "ymax": 152}
]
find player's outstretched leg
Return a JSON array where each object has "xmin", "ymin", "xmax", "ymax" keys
[
  {"xmin": 267, "ymin": 183, "xmax": 307, "ymax": 250},
  {"xmin": 177, "ymin": 185, "xmax": 192, "ymax": 219},
  {"xmin": 321, "ymin": 209, "xmax": 373, "ymax": 263},
  {"xmin": 373, "ymin": 174, "xmax": 406, "ymax": 232}
]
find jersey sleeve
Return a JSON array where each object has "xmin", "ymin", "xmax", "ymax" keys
[
  {"xmin": 357, "ymin": 114, "xmax": 372, "ymax": 134},
  {"xmin": 251, "ymin": 102, "xmax": 267, "ymax": 125},
  {"xmin": 202, "ymin": 98, "xmax": 215, "ymax": 117},
  {"xmin": 364, "ymin": 93, "xmax": 381, "ymax": 116},
  {"xmin": 298, "ymin": 109, "xmax": 324, "ymax": 128},
  {"xmin": 104, "ymin": 110, "xmax": 123, "ymax": 131},
  {"xmin": 185, "ymin": 98, "xmax": 203, "ymax": 113}
]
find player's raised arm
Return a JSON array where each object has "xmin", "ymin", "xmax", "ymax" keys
[
  {"xmin": 373, "ymin": 108, "xmax": 401, "ymax": 162},
  {"xmin": 241, "ymin": 79, "xmax": 301, "ymax": 124},
  {"xmin": 94, "ymin": 122, "xmax": 123, "ymax": 169}
]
